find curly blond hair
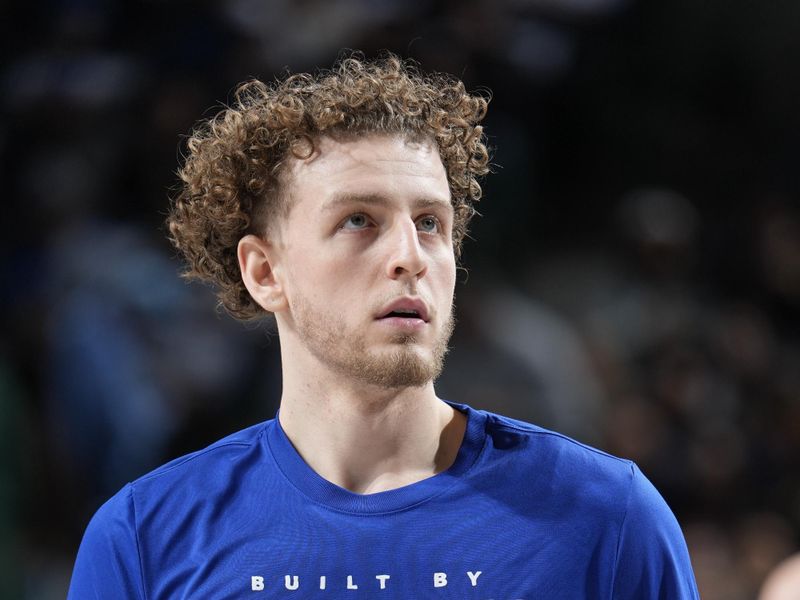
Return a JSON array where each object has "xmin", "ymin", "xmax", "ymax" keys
[{"xmin": 167, "ymin": 52, "xmax": 490, "ymax": 320}]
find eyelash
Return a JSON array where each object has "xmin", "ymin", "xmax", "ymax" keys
[{"xmin": 339, "ymin": 213, "xmax": 443, "ymax": 234}]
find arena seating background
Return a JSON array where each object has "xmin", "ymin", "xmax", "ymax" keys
[{"xmin": 2, "ymin": 1, "xmax": 799, "ymax": 598}]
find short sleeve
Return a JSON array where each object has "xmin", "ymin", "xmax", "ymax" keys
[
  {"xmin": 68, "ymin": 484, "xmax": 145, "ymax": 600},
  {"xmin": 612, "ymin": 464, "xmax": 700, "ymax": 599}
]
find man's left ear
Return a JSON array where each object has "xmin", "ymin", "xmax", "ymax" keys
[{"xmin": 237, "ymin": 234, "xmax": 288, "ymax": 313}]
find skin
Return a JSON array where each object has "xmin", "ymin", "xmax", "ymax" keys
[
  {"xmin": 238, "ymin": 133, "xmax": 467, "ymax": 494},
  {"xmin": 759, "ymin": 554, "xmax": 800, "ymax": 600}
]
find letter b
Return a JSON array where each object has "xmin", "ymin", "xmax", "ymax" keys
[
  {"xmin": 251, "ymin": 576, "xmax": 265, "ymax": 591},
  {"xmin": 433, "ymin": 572, "xmax": 448, "ymax": 588}
]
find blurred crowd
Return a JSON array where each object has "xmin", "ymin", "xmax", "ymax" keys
[{"xmin": 2, "ymin": 0, "xmax": 798, "ymax": 598}]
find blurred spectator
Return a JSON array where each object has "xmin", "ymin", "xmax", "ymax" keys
[
  {"xmin": 759, "ymin": 553, "xmax": 800, "ymax": 600},
  {"xmin": 42, "ymin": 217, "xmax": 279, "ymax": 504}
]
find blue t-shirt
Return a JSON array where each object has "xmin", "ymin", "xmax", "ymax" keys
[{"xmin": 68, "ymin": 402, "xmax": 699, "ymax": 599}]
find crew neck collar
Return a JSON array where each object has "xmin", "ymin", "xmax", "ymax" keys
[{"xmin": 265, "ymin": 401, "xmax": 486, "ymax": 514}]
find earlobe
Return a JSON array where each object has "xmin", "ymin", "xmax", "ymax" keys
[{"xmin": 238, "ymin": 234, "xmax": 287, "ymax": 313}]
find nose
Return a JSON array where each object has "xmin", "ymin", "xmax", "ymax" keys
[{"xmin": 385, "ymin": 218, "xmax": 428, "ymax": 281}]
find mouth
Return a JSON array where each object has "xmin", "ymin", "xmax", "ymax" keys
[{"xmin": 376, "ymin": 298, "xmax": 430, "ymax": 323}]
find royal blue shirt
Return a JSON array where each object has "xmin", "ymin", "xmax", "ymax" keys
[{"xmin": 68, "ymin": 402, "xmax": 699, "ymax": 598}]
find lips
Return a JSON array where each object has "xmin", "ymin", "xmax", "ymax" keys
[{"xmin": 377, "ymin": 297, "xmax": 430, "ymax": 322}]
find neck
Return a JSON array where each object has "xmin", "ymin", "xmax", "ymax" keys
[{"xmin": 277, "ymin": 345, "xmax": 466, "ymax": 495}]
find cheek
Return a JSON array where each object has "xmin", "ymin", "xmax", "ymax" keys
[
  {"xmin": 430, "ymin": 254, "xmax": 457, "ymax": 308},
  {"xmin": 284, "ymin": 247, "xmax": 358, "ymax": 303},
  {"xmin": 437, "ymin": 249, "xmax": 457, "ymax": 289}
]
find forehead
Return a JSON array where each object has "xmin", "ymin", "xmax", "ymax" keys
[{"xmin": 281, "ymin": 133, "xmax": 450, "ymax": 208}]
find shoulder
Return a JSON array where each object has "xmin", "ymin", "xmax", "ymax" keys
[
  {"xmin": 466, "ymin": 406, "xmax": 699, "ymax": 596},
  {"xmin": 124, "ymin": 420, "xmax": 272, "ymax": 508},
  {"xmin": 463, "ymin": 405, "xmax": 682, "ymax": 535},
  {"xmin": 83, "ymin": 420, "xmax": 271, "ymax": 519},
  {"xmin": 68, "ymin": 422, "xmax": 274, "ymax": 599},
  {"xmin": 612, "ymin": 464, "xmax": 700, "ymax": 597},
  {"xmin": 475, "ymin": 407, "xmax": 638, "ymax": 498},
  {"xmin": 139, "ymin": 420, "xmax": 268, "ymax": 478},
  {"xmin": 480, "ymin": 411, "xmax": 681, "ymax": 527},
  {"xmin": 69, "ymin": 484, "xmax": 143, "ymax": 599}
]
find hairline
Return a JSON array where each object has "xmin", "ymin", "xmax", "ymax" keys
[{"xmin": 251, "ymin": 130, "xmax": 448, "ymax": 238}]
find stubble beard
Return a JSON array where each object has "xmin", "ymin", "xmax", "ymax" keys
[{"xmin": 292, "ymin": 293, "xmax": 455, "ymax": 389}]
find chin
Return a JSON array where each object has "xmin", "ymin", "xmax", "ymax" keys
[{"xmin": 354, "ymin": 347, "xmax": 442, "ymax": 389}]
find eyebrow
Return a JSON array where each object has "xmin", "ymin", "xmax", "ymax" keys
[{"xmin": 321, "ymin": 192, "xmax": 453, "ymax": 214}]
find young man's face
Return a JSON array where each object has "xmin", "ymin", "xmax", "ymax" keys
[{"xmin": 271, "ymin": 133, "xmax": 457, "ymax": 388}]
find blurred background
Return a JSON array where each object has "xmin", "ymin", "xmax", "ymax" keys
[{"xmin": 2, "ymin": 0, "xmax": 799, "ymax": 598}]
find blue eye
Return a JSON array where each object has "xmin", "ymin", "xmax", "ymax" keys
[
  {"xmin": 417, "ymin": 216, "xmax": 439, "ymax": 233},
  {"xmin": 342, "ymin": 213, "xmax": 370, "ymax": 230}
]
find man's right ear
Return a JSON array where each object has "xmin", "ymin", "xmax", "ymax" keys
[{"xmin": 238, "ymin": 234, "xmax": 288, "ymax": 313}]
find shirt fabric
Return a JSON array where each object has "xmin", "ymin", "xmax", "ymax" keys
[{"xmin": 68, "ymin": 401, "xmax": 700, "ymax": 599}]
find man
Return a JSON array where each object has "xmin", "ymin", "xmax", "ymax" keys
[{"xmin": 68, "ymin": 53, "xmax": 699, "ymax": 598}]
